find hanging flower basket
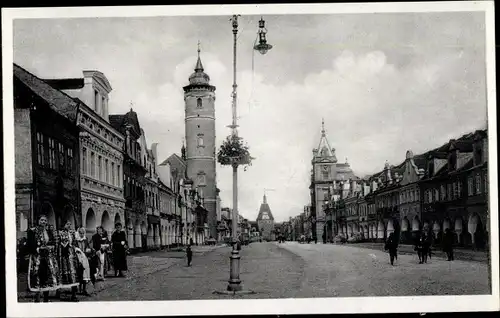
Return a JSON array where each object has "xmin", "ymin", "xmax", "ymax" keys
[{"xmin": 217, "ymin": 134, "xmax": 255, "ymax": 168}]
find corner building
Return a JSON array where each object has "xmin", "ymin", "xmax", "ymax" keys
[{"xmin": 183, "ymin": 50, "xmax": 218, "ymax": 238}]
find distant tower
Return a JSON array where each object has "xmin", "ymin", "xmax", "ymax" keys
[
  {"xmin": 183, "ymin": 43, "xmax": 218, "ymax": 238},
  {"xmin": 256, "ymin": 194, "xmax": 275, "ymax": 241}
]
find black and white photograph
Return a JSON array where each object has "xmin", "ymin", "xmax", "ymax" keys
[{"xmin": 3, "ymin": 2, "xmax": 499, "ymax": 316}]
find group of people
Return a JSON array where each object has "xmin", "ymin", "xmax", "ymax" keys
[
  {"xmin": 26, "ymin": 214, "xmax": 129, "ymax": 302},
  {"xmin": 384, "ymin": 228, "xmax": 456, "ymax": 266}
]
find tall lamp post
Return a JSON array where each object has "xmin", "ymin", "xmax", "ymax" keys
[{"xmin": 218, "ymin": 14, "xmax": 272, "ymax": 294}]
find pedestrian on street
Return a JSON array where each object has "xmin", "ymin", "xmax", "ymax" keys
[
  {"xmin": 420, "ymin": 232, "xmax": 430, "ymax": 264},
  {"xmin": 27, "ymin": 214, "xmax": 60, "ymax": 302},
  {"xmin": 57, "ymin": 219, "xmax": 80, "ymax": 302},
  {"xmin": 384, "ymin": 232, "xmax": 398, "ymax": 266},
  {"xmin": 415, "ymin": 232, "xmax": 424, "ymax": 264},
  {"xmin": 74, "ymin": 227, "xmax": 93, "ymax": 296},
  {"xmin": 111, "ymin": 223, "xmax": 128, "ymax": 277},
  {"xmin": 91, "ymin": 226, "xmax": 110, "ymax": 280},
  {"xmin": 186, "ymin": 245, "xmax": 193, "ymax": 267},
  {"xmin": 442, "ymin": 228, "xmax": 455, "ymax": 261}
]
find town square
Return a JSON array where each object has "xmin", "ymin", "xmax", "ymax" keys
[{"xmin": 4, "ymin": 2, "xmax": 497, "ymax": 314}]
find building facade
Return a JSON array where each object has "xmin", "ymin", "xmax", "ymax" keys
[
  {"xmin": 183, "ymin": 49, "xmax": 218, "ymax": 239},
  {"xmin": 139, "ymin": 131, "xmax": 161, "ymax": 249},
  {"xmin": 154, "ymin": 143, "xmax": 178, "ymax": 248},
  {"xmin": 14, "ymin": 64, "xmax": 81, "ymax": 238},
  {"xmin": 45, "ymin": 70, "xmax": 126, "ymax": 239},
  {"xmin": 314, "ymin": 128, "xmax": 489, "ymax": 250},
  {"xmin": 110, "ymin": 110, "xmax": 148, "ymax": 252},
  {"xmin": 418, "ymin": 130, "xmax": 489, "ymax": 249}
]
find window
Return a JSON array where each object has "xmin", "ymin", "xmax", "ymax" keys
[
  {"xmin": 197, "ymin": 174, "xmax": 206, "ymax": 185},
  {"xmin": 48, "ymin": 137, "xmax": 57, "ymax": 169},
  {"xmin": 104, "ymin": 159, "xmax": 109, "ymax": 183},
  {"xmin": 452, "ymin": 182, "xmax": 458, "ymax": 199},
  {"xmin": 447, "ymin": 183, "xmax": 452, "ymax": 201},
  {"xmin": 197, "ymin": 137, "xmax": 204, "ymax": 147},
  {"xmin": 58, "ymin": 143, "xmax": 65, "ymax": 171},
  {"xmin": 111, "ymin": 162, "xmax": 115, "ymax": 186},
  {"xmin": 67, "ymin": 148, "xmax": 73, "ymax": 175},
  {"xmin": 90, "ymin": 152, "xmax": 95, "ymax": 178},
  {"xmin": 428, "ymin": 190, "xmax": 433, "ymax": 203},
  {"xmin": 468, "ymin": 176, "xmax": 474, "ymax": 196},
  {"xmin": 440, "ymin": 185, "xmax": 446, "ymax": 201},
  {"xmin": 117, "ymin": 165, "xmax": 121, "ymax": 187},
  {"xmin": 197, "ymin": 98, "xmax": 202, "ymax": 108},
  {"xmin": 475, "ymin": 173, "xmax": 482, "ymax": 194},
  {"xmin": 416, "ymin": 188, "xmax": 420, "ymax": 200},
  {"xmin": 82, "ymin": 148, "xmax": 87, "ymax": 175},
  {"xmin": 98, "ymin": 156, "xmax": 102, "ymax": 181},
  {"xmin": 101, "ymin": 96, "xmax": 106, "ymax": 116},
  {"xmin": 457, "ymin": 181, "xmax": 462, "ymax": 198},
  {"xmin": 36, "ymin": 132, "xmax": 44, "ymax": 166},
  {"xmin": 484, "ymin": 173, "xmax": 488, "ymax": 194},
  {"xmin": 94, "ymin": 90, "xmax": 99, "ymax": 113},
  {"xmin": 434, "ymin": 188, "xmax": 439, "ymax": 202}
]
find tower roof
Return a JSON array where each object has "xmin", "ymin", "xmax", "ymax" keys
[
  {"xmin": 314, "ymin": 118, "xmax": 337, "ymax": 162},
  {"xmin": 188, "ymin": 42, "xmax": 211, "ymax": 86},
  {"xmin": 256, "ymin": 194, "xmax": 274, "ymax": 221}
]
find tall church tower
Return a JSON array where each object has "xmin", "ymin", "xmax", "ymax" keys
[
  {"xmin": 183, "ymin": 45, "xmax": 218, "ymax": 238},
  {"xmin": 310, "ymin": 119, "xmax": 356, "ymax": 242}
]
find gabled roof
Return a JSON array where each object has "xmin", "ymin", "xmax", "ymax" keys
[
  {"xmin": 109, "ymin": 109, "xmax": 142, "ymax": 138},
  {"xmin": 13, "ymin": 63, "xmax": 79, "ymax": 122},
  {"xmin": 161, "ymin": 153, "xmax": 186, "ymax": 167}
]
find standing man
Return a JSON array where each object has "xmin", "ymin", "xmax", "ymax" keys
[
  {"xmin": 442, "ymin": 228, "xmax": 455, "ymax": 261},
  {"xmin": 186, "ymin": 245, "xmax": 193, "ymax": 267},
  {"xmin": 384, "ymin": 232, "xmax": 399, "ymax": 266}
]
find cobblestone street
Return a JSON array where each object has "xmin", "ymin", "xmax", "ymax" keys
[
  {"xmin": 63, "ymin": 241, "xmax": 492, "ymax": 301},
  {"xmin": 280, "ymin": 242, "xmax": 490, "ymax": 297}
]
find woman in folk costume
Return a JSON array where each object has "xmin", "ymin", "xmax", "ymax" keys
[
  {"xmin": 91, "ymin": 226, "xmax": 110, "ymax": 280},
  {"xmin": 27, "ymin": 214, "xmax": 60, "ymax": 302},
  {"xmin": 74, "ymin": 227, "xmax": 94, "ymax": 296},
  {"xmin": 56, "ymin": 220, "xmax": 80, "ymax": 301},
  {"xmin": 111, "ymin": 222, "xmax": 128, "ymax": 277}
]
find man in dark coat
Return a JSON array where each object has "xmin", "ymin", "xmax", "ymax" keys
[
  {"xmin": 442, "ymin": 228, "xmax": 454, "ymax": 261},
  {"xmin": 186, "ymin": 245, "xmax": 193, "ymax": 267},
  {"xmin": 384, "ymin": 232, "xmax": 398, "ymax": 266}
]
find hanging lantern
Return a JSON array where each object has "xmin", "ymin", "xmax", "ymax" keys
[{"xmin": 253, "ymin": 17, "xmax": 273, "ymax": 55}]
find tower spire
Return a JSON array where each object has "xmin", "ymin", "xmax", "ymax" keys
[{"xmin": 195, "ymin": 40, "xmax": 204, "ymax": 72}]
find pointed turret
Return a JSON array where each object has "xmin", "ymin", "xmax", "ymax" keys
[{"xmin": 314, "ymin": 118, "xmax": 337, "ymax": 162}]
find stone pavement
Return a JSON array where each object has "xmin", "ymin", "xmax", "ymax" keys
[
  {"xmin": 278, "ymin": 241, "xmax": 490, "ymax": 297},
  {"xmin": 83, "ymin": 242, "xmax": 305, "ymax": 301},
  {"xmin": 343, "ymin": 242, "xmax": 489, "ymax": 263},
  {"xmin": 17, "ymin": 245, "xmax": 221, "ymax": 302}
]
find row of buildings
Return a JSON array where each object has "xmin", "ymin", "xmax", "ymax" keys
[
  {"xmin": 289, "ymin": 121, "xmax": 489, "ymax": 249},
  {"xmin": 14, "ymin": 50, "xmax": 222, "ymax": 251}
]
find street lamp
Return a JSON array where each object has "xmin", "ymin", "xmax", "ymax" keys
[{"xmin": 216, "ymin": 14, "xmax": 272, "ymax": 295}]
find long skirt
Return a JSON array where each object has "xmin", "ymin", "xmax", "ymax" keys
[
  {"xmin": 75, "ymin": 249, "xmax": 91, "ymax": 282},
  {"xmin": 112, "ymin": 247, "xmax": 128, "ymax": 271},
  {"xmin": 58, "ymin": 246, "xmax": 79, "ymax": 288},
  {"xmin": 28, "ymin": 250, "xmax": 60, "ymax": 292}
]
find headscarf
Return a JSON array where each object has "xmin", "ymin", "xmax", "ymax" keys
[{"xmin": 75, "ymin": 227, "xmax": 87, "ymax": 241}]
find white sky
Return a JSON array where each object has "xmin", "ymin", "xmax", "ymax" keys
[{"xmin": 13, "ymin": 12, "xmax": 487, "ymax": 222}]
